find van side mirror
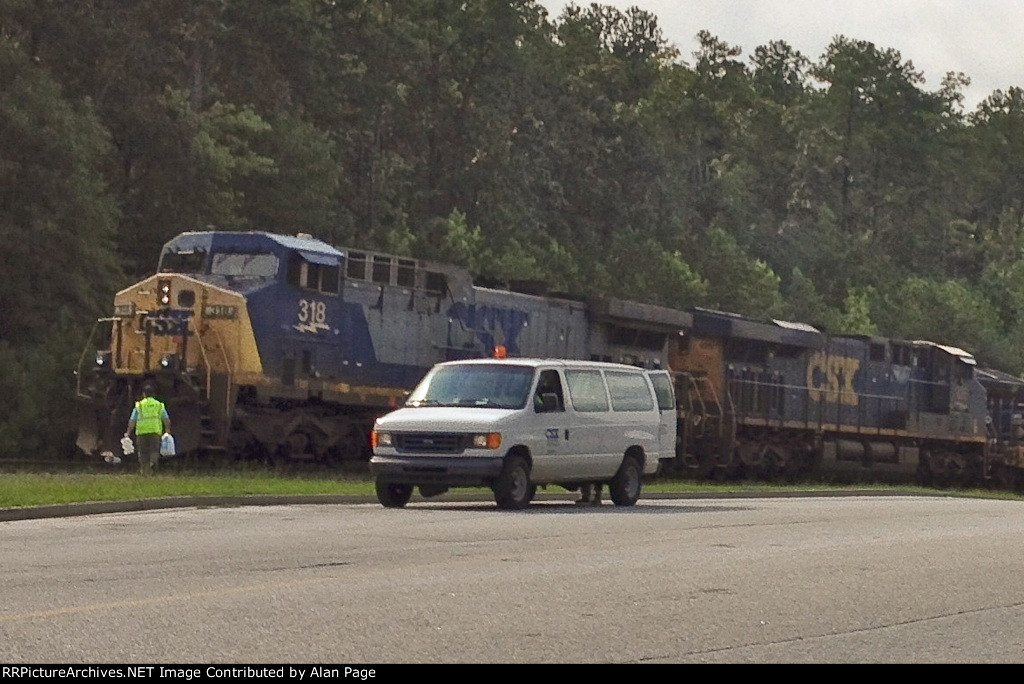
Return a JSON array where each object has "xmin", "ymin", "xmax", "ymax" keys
[{"xmin": 537, "ymin": 392, "xmax": 559, "ymax": 413}]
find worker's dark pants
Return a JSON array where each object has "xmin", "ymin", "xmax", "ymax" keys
[{"xmin": 135, "ymin": 433, "xmax": 161, "ymax": 474}]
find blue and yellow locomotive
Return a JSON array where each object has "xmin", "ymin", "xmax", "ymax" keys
[
  {"xmin": 75, "ymin": 229, "xmax": 1024, "ymax": 489},
  {"xmin": 75, "ymin": 230, "xmax": 686, "ymax": 464}
]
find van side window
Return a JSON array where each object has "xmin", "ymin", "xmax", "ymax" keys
[
  {"xmin": 534, "ymin": 369, "xmax": 564, "ymax": 412},
  {"xmin": 565, "ymin": 369, "xmax": 610, "ymax": 412},
  {"xmin": 605, "ymin": 371, "xmax": 655, "ymax": 411}
]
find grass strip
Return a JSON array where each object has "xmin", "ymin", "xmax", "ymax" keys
[{"xmin": 1, "ymin": 472, "xmax": 1020, "ymax": 509}]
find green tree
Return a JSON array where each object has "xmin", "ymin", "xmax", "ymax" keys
[
  {"xmin": 719, "ymin": 40, "xmax": 810, "ymax": 274},
  {"xmin": 796, "ymin": 37, "xmax": 961, "ymax": 288},
  {"xmin": 682, "ymin": 226, "xmax": 783, "ymax": 317},
  {"xmin": 871, "ymin": 277, "xmax": 1012, "ymax": 369},
  {"xmin": 0, "ymin": 35, "xmax": 120, "ymax": 345},
  {"xmin": 0, "ymin": 33, "xmax": 120, "ymax": 457}
]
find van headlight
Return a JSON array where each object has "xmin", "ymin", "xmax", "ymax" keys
[
  {"xmin": 471, "ymin": 433, "xmax": 502, "ymax": 449},
  {"xmin": 372, "ymin": 431, "xmax": 393, "ymax": 448}
]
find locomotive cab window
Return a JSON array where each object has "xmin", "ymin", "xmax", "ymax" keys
[
  {"xmin": 159, "ymin": 249, "xmax": 207, "ymax": 274},
  {"xmin": 287, "ymin": 252, "xmax": 340, "ymax": 294},
  {"xmin": 211, "ymin": 252, "xmax": 279, "ymax": 278}
]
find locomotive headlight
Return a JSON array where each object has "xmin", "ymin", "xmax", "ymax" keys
[
  {"xmin": 157, "ymin": 279, "xmax": 172, "ymax": 306},
  {"xmin": 472, "ymin": 433, "xmax": 502, "ymax": 449},
  {"xmin": 159, "ymin": 353, "xmax": 178, "ymax": 371},
  {"xmin": 371, "ymin": 431, "xmax": 393, "ymax": 448}
]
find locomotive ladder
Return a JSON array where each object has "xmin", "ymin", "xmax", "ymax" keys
[
  {"xmin": 190, "ymin": 324, "xmax": 234, "ymax": 452},
  {"xmin": 673, "ymin": 371, "xmax": 727, "ymax": 471}
]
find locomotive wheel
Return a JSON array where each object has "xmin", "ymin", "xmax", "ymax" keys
[
  {"xmin": 375, "ymin": 481, "xmax": 413, "ymax": 508},
  {"xmin": 719, "ymin": 447, "xmax": 746, "ymax": 482},
  {"xmin": 326, "ymin": 423, "xmax": 373, "ymax": 465},
  {"xmin": 994, "ymin": 464, "xmax": 1020, "ymax": 491},
  {"xmin": 756, "ymin": 446, "xmax": 786, "ymax": 483},
  {"xmin": 694, "ymin": 452, "xmax": 719, "ymax": 480}
]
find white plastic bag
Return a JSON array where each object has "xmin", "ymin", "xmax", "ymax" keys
[
  {"xmin": 120, "ymin": 435, "xmax": 135, "ymax": 456},
  {"xmin": 160, "ymin": 432, "xmax": 176, "ymax": 457}
]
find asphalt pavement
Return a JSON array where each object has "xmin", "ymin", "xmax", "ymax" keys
[{"xmin": 0, "ymin": 488, "xmax": 918, "ymax": 522}]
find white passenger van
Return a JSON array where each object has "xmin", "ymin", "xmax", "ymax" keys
[{"xmin": 369, "ymin": 358, "xmax": 677, "ymax": 510}]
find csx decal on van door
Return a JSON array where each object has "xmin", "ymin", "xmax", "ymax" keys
[{"xmin": 806, "ymin": 352, "xmax": 860, "ymax": 406}]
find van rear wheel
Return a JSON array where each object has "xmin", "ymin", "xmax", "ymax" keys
[
  {"xmin": 376, "ymin": 481, "xmax": 413, "ymax": 508},
  {"xmin": 610, "ymin": 456, "xmax": 642, "ymax": 506},
  {"xmin": 493, "ymin": 454, "xmax": 532, "ymax": 510}
]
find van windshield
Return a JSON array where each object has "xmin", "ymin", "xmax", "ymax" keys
[{"xmin": 406, "ymin": 364, "xmax": 534, "ymax": 409}]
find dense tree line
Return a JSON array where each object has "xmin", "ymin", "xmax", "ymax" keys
[{"xmin": 3, "ymin": 1, "xmax": 1024, "ymax": 457}]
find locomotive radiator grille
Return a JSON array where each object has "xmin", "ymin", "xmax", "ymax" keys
[{"xmin": 395, "ymin": 433, "xmax": 465, "ymax": 453}]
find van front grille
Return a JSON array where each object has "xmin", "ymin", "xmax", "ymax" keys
[{"xmin": 395, "ymin": 433, "xmax": 464, "ymax": 454}]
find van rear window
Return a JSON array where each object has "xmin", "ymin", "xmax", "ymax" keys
[{"xmin": 605, "ymin": 371, "xmax": 655, "ymax": 411}]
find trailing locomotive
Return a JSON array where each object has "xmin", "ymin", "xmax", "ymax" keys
[
  {"xmin": 668, "ymin": 309, "xmax": 994, "ymax": 485},
  {"xmin": 74, "ymin": 229, "xmax": 1024, "ymax": 490},
  {"xmin": 74, "ymin": 230, "xmax": 685, "ymax": 465}
]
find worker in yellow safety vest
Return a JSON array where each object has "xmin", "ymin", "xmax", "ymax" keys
[{"xmin": 125, "ymin": 382, "xmax": 172, "ymax": 475}]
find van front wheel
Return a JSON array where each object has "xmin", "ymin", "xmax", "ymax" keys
[
  {"xmin": 610, "ymin": 456, "xmax": 642, "ymax": 506},
  {"xmin": 376, "ymin": 481, "xmax": 413, "ymax": 508},
  {"xmin": 494, "ymin": 455, "xmax": 532, "ymax": 510}
]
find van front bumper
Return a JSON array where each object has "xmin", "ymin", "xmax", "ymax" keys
[{"xmin": 370, "ymin": 454, "xmax": 505, "ymax": 486}]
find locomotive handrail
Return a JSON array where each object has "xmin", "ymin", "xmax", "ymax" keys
[
  {"xmin": 675, "ymin": 372, "xmax": 707, "ymax": 420},
  {"xmin": 700, "ymin": 375, "xmax": 726, "ymax": 439},
  {"xmin": 192, "ymin": 323, "xmax": 213, "ymax": 401},
  {"xmin": 729, "ymin": 375, "xmax": 905, "ymax": 433},
  {"xmin": 75, "ymin": 317, "xmax": 118, "ymax": 399},
  {"xmin": 209, "ymin": 325, "xmax": 234, "ymax": 420},
  {"xmin": 672, "ymin": 371, "xmax": 725, "ymax": 438}
]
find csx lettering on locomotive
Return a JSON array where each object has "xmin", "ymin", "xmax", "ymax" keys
[
  {"xmin": 143, "ymin": 309, "xmax": 192, "ymax": 337},
  {"xmin": 806, "ymin": 353, "xmax": 861, "ymax": 406}
]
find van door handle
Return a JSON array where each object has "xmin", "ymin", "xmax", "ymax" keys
[{"xmin": 564, "ymin": 429, "xmax": 569, "ymax": 440}]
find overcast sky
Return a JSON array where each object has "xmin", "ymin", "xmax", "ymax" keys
[{"xmin": 538, "ymin": 1, "xmax": 1023, "ymax": 111}]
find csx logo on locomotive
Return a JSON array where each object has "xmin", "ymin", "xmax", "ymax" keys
[
  {"xmin": 446, "ymin": 302, "xmax": 529, "ymax": 356},
  {"xmin": 806, "ymin": 352, "xmax": 861, "ymax": 406},
  {"xmin": 143, "ymin": 309, "xmax": 192, "ymax": 336}
]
